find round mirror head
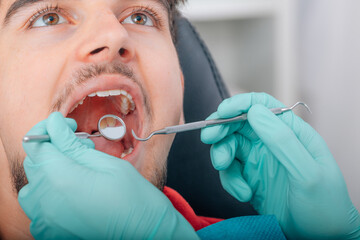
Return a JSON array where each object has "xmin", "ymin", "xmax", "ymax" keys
[{"xmin": 98, "ymin": 114, "xmax": 126, "ymax": 141}]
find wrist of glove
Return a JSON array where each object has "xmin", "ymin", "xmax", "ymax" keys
[
  {"xmin": 201, "ymin": 92, "xmax": 360, "ymax": 239},
  {"xmin": 19, "ymin": 112, "xmax": 198, "ymax": 240}
]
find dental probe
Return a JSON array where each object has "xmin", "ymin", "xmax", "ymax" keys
[
  {"xmin": 132, "ymin": 102, "xmax": 311, "ymax": 142},
  {"xmin": 23, "ymin": 132, "xmax": 102, "ymax": 143}
]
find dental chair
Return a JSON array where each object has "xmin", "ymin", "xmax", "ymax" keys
[{"xmin": 167, "ymin": 17, "xmax": 257, "ymax": 219}]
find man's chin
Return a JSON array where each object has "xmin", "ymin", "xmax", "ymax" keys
[{"xmin": 141, "ymin": 164, "xmax": 167, "ymax": 192}]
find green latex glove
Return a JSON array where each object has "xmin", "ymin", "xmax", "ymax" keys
[
  {"xmin": 19, "ymin": 112, "xmax": 199, "ymax": 240},
  {"xmin": 201, "ymin": 93, "xmax": 360, "ymax": 239}
]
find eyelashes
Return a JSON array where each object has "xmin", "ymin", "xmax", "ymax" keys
[
  {"xmin": 27, "ymin": 4, "xmax": 68, "ymax": 28},
  {"xmin": 26, "ymin": 4, "xmax": 165, "ymax": 29},
  {"xmin": 128, "ymin": 5, "xmax": 164, "ymax": 28}
]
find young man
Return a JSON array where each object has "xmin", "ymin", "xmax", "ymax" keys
[
  {"xmin": 1, "ymin": 0, "xmax": 359, "ymax": 239},
  {"xmin": 0, "ymin": 0, "xmax": 194, "ymax": 238}
]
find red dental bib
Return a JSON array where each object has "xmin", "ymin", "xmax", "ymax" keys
[{"xmin": 163, "ymin": 186, "xmax": 223, "ymax": 231}]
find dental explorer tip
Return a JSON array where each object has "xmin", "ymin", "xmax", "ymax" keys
[
  {"xmin": 132, "ymin": 129, "xmax": 146, "ymax": 141},
  {"xmin": 297, "ymin": 102, "xmax": 312, "ymax": 114},
  {"xmin": 290, "ymin": 102, "xmax": 312, "ymax": 114}
]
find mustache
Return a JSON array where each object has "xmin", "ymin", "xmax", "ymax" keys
[
  {"xmin": 74, "ymin": 63, "xmax": 134, "ymax": 84},
  {"xmin": 50, "ymin": 63, "xmax": 151, "ymax": 118}
]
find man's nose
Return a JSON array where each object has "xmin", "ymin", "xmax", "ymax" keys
[{"xmin": 76, "ymin": 12, "xmax": 134, "ymax": 63}]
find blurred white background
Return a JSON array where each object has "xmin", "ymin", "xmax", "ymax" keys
[{"xmin": 181, "ymin": 0, "xmax": 360, "ymax": 210}]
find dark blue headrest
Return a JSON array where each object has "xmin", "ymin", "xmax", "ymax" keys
[{"xmin": 167, "ymin": 17, "xmax": 257, "ymax": 219}]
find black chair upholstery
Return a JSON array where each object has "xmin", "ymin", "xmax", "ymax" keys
[{"xmin": 166, "ymin": 17, "xmax": 257, "ymax": 219}]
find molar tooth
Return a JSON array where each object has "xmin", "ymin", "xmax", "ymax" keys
[
  {"xmin": 100, "ymin": 118, "xmax": 107, "ymax": 130},
  {"xmin": 128, "ymin": 147, "xmax": 134, "ymax": 154},
  {"xmin": 121, "ymin": 147, "xmax": 134, "ymax": 158},
  {"xmin": 96, "ymin": 91, "xmax": 110, "ymax": 97},
  {"xmin": 129, "ymin": 98, "xmax": 135, "ymax": 111},
  {"xmin": 120, "ymin": 95, "xmax": 130, "ymax": 115},
  {"xmin": 107, "ymin": 116, "xmax": 116, "ymax": 127},
  {"xmin": 124, "ymin": 92, "xmax": 135, "ymax": 111},
  {"xmin": 109, "ymin": 90, "xmax": 121, "ymax": 96},
  {"xmin": 125, "ymin": 92, "xmax": 133, "ymax": 101},
  {"xmin": 88, "ymin": 92, "xmax": 96, "ymax": 97},
  {"xmin": 120, "ymin": 90, "xmax": 127, "ymax": 95}
]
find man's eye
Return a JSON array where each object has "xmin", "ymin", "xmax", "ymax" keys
[
  {"xmin": 32, "ymin": 13, "xmax": 67, "ymax": 27},
  {"xmin": 122, "ymin": 13, "xmax": 154, "ymax": 26}
]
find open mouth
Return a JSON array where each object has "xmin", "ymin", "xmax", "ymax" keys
[{"xmin": 63, "ymin": 77, "xmax": 144, "ymax": 160}]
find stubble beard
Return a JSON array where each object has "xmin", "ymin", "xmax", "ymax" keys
[{"xmin": 9, "ymin": 153, "xmax": 28, "ymax": 193}]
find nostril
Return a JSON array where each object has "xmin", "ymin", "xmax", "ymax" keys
[
  {"xmin": 119, "ymin": 48, "xmax": 126, "ymax": 56},
  {"xmin": 90, "ymin": 47, "xmax": 106, "ymax": 55}
]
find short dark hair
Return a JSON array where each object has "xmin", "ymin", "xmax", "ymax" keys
[{"xmin": 166, "ymin": 0, "xmax": 186, "ymax": 42}]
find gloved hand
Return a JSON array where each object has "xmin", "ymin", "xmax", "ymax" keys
[
  {"xmin": 201, "ymin": 92, "xmax": 360, "ymax": 239},
  {"xmin": 19, "ymin": 112, "xmax": 199, "ymax": 240}
]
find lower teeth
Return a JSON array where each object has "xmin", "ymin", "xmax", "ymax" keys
[{"xmin": 121, "ymin": 147, "xmax": 134, "ymax": 158}]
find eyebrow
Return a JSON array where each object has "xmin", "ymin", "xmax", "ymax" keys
[
  {"xmin": 3, "ymin": 0, "xmax": 168, "ymax": 27},
  {"xmin": 4, "ymin": 0, "xmax": 45, "ymax": 25}
]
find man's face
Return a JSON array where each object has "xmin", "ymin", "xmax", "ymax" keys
[{"xmin": 0, "ymin": 0, "xmax": 184, "ymax": 196}]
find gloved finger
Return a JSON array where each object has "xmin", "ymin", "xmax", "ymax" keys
[
  {"xmin": 210, "ymin": 135, "xmax": 236, "ymax": 171},
  {"xmin": 201, "ymin": 112, "xmax": 243, "ymax": 144},
  {"xmin": 22, "ymin": 117, "xmax": 78, "ymax": 153},
  {"xmin": 220, "ymin": 160, "xmax": 253, "ymax": 202},
  {"xmin": 247, "ymin": 105, "xmax": 318, "ymax": 181},
  {"xmin": 18, "ymin": 182, "xmax": 43, "ymax": 222},
  {"xmin": 52, "ymin": 115, "xmax": 94, "ymax": 149},
  {"xmin": 65, "ymin": 117, "xmax": 77, "ymax": 132},
  {"xmin": 201, "ymin": 92, "xmax": 285, "ymax": 145},
  {"xmin": 23, "ymin": 117, "xmax": 80, "ymax": 168},
  {"xmin": 274, "ymin": 112, "xmax": 334, "ymax": 163},
  {"xmin": 22, "ymin": 120, "xmax": 49, "ymax": 160},
  {"xmin": 47, "ymin": 112, "xmax": 90, "ymax": 156},
  {"xmin": 79, "ymin": 139, "xmax": 95, "ymax": 149},
  {"xmin": 217, "ymin": 92, "xmax": 285, "ymax": 119},
  {"xmin": 210, "ymin": 133, "xmax": 252, "ymax": 170},
  {"xmin": 23, "ymin": 145, "xmax": 74, "ymax": 184},
  {"xmin": 18, "ymin": 184, "xmax": 33, "ymax": 219}
]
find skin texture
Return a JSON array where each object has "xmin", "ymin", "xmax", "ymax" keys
[{"xmin": 0, "ymin": 0, "xmax": 184, "ymax": 239}]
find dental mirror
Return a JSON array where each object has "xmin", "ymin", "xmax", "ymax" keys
[
  {"xmin": 98, "ymin": 114, "xmax": 126, "ymax": 141},
  {"xmin": 23, "ymin": 114, "xmax": 126, "ymax": 142}
]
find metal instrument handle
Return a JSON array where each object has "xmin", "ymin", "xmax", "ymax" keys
[{"xmin": 23, "ymin": 132, "xmax": 101, "ymax": 143}]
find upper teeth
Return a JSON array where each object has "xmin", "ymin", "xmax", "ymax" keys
[{"xmin": 69, "ymin": 89, "xmax": 136, "ymax": 115}]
